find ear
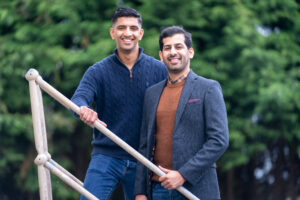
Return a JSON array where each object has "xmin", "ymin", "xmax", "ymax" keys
[
  {"xmin": 110, "ymin": 27, "xmax": 115, "ymax": 40},
  {"xmin": 159, "ymin": 51, "xmax": 163, "ymax": 62},
  {"xmin": 188, "ymin": 48, "xmax": 194, "ymax": 59},
  {"xmin": 138, "ymin": 28, "xmax": 144, "ymax": 41}
]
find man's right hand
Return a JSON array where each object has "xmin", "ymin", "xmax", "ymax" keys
[
  {"xmin": 135, "ymin": 194, "xmax": 147, "ymax": 200},
  {"xmin": 80, "ymin": 106, "xmax": 107, "ymax": 127}
]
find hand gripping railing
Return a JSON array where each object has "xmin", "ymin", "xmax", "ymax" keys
[{"xmin": 25, "ymin": 68, "xmax": 200, "ymax": 200}]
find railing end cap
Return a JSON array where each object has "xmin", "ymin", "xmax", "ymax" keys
[{"xmin": 25, "ymin": 68, "xmax": 39, "ymax": 80}]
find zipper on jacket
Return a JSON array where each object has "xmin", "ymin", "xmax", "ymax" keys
[{"xmin": 129, "ymin": 69, "xmax": 133, "ymax": 78}]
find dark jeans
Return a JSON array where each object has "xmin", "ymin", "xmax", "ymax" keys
[
  {"xmin": 152, "ymin": 182, "xmax": 187, "ymax": 200},
  {"xmin": 80, "ymin": 154, "xmax": 136, "ymax": 200}
]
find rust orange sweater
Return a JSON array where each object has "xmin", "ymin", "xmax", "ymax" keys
[{"xmin": 152, "ymin": 80, "xmax": 185, "ymax": 181}]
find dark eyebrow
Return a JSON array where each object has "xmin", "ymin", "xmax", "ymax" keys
[
  {"xmin": 163, "ymin": 43, "xmax": 184, "ymax": 48},
  {"xmin": 130, "ymin": 25, "xmax": 139, "ymax": 29},
  {"xmin": 163, "ymin": 44, "xmax": 171, "ymax": 48}
]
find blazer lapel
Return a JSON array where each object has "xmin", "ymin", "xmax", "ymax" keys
[
  {"xmin": 174, "ymin": 71, "xmax": 198, "ymax": 132},
  {"xmin": 147, "ymin": 80, "xmax": 167, "ymax": 135}
]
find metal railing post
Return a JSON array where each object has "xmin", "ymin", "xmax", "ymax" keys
[
  {"xmin": 25, "ymin": 69, "xmax": 52, "ymax": 200},
  {"xmin": 26, "ymin": 69, "xmax": 99, "ymax": 200}
]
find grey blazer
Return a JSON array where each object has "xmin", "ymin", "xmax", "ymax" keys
[{"xmin": 134, "ymin": 71, "xmax": 229, "ymax": 200}]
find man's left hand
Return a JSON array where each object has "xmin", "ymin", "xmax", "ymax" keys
[{"xmin": 158, "ymin": 165, "xmax": 186, "ymax": 190}]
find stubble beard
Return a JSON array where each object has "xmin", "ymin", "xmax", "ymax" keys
[{"xmin": 166, "ymin": 58, "xmax": 189, "ymax": 75}]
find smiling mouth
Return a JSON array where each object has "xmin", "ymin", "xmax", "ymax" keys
[
  {"xmin": 168, "ymin": 57, "xmax": 181, "ymax": 64},
  {"xmin": 122, "ymin": 38, "xmax": 134, "ymax": 44}
]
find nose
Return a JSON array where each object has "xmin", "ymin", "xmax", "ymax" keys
[
  {"xmin": 170, "ymin": 47, "xmax": 177, "ymax": 56},
  {"xmin": 124, "ymin": 27, "xmax": 132, "ymax": 36}
]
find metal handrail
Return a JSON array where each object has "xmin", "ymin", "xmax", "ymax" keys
[{"xmin": 25, "ymin": 68, "xmax": 199, "ymax": 200}]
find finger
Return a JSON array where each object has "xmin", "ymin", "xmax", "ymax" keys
[
  {"xmin": 79, "ymin": 109, "xmax": 85, "ymax": 119},
  {"xmin": 85, "ymin": 110, "xmax": 94, "ymax": 123},
  {"xmin": 81, "ymin": 111, "xmax": 89, "ymax": 122},
  {"xmin": 89, "ymin": 112, "xmax": 98, "ymax": 123},
  {"xmin": 161, "ymin": 181, "xmax": 171, "ymax": 190},
  {"xmin": 158, "ymin": 175, "xmax": 167, "ymax": 182},
  {"xmin": 83, "ymin": 108, "xmax": 96, "ymax": 123},
  {"xmin": 135, "ymin": 194, "xmax": 147, "ymax": 200},
  {"xmin": 158, "ymin": 165, "xmax": 171, "ymax": 173},
  {"xmin": 80, "ymin": 106, "xmax": 88, "ymax": 114},
  {"xmin": 80, "ymin": 106, "xmax": 89, "ymax": 120},
  {"xmin": 83, "ymin": 113, "xmax": 94, "ymax": 125},
  {"xmin": 97, "ymin": 119, "xmax": 107, "ymax": 127}
]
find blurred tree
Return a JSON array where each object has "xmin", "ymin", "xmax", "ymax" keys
[
  {"xmin": 0, "ymin": 0, "xmax": 299, "ymax": 199},
  {"xmin": 141, "ymin": 0, "xmax": 300, "ymax": 199},
  {"xmin": 0, "ymin": 0, "xmax": 116, "ymax": 199}
]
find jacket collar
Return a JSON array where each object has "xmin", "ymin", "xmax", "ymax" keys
[{"xmin": 148, "ymin": 70, "xmax": 198, "ymax": 136}]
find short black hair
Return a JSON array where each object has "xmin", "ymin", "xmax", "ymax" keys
[
  {"xmin": 112, "ymin": 7, "xmax": 142, "ymax": 26},
  {"xmin": 159, "ymin": 26, "xmax": 192, "ymax": 51}
]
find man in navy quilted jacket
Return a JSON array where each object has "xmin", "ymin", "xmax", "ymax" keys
[{"xmin": 71, "ymin": 7, "xmax": 167, "ymax": 200}]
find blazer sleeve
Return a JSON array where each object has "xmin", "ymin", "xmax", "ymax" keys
[
  {"xmin": 134, "ymin": 90, "xmax": 150, "ymax": 195},
  {"xmin": 178, "ymin": 81, "xmax": 229, "ymax": 185}
]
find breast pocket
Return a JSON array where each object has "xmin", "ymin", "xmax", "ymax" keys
[
  {"xmin": 187, "ymin": 98, "xmax": 201, "ymax": 104},
  {"xmin": 185, "ymin": 98, "xmax": 203, "ymax": 110},
  {"xmin": 181, "ymin": 98, "xmax": 204, "ymax": 128}
]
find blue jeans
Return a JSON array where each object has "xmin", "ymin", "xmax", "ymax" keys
[
  {"xmin": 80, "ymin": 154, "xmax": 136, "ymax": 200},
  {"xmin": 152, "ymin": 182, "xmax": 187, "ymax": 200}
]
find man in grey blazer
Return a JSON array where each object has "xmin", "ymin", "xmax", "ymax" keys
[{"xmin": 134, "ymin": 26, "xmax": 229, "ymax": 200}]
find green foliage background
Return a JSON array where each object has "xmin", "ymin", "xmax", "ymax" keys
[{"xmin": 0, "ymin": 0, "xmax": 299, "ymax": 199}]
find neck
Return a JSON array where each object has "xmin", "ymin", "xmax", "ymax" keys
[
  {"xmin": 117, "ymin": 47, "xmax": 139, "ymax": 70},
  {"xmin": 168, "ymin": 67, "xmax": 190, "ymax": 81}
]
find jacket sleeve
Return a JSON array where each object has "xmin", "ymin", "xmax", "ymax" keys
[
  {"xmin": 134, "ymin": 90, "xmax": 150, "ymax": 195},
  {"xmin": 178, "ymin": 81, "xmax": 229, "ymax": 185}
]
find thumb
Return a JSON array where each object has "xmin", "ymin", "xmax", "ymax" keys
[
  {"xmin": 97, "ymin": 119, "xmax": 107, "ymax": 127},
  {"xmin": 158, "ymin": 165, "xmax": 171, "ymax": 174}
]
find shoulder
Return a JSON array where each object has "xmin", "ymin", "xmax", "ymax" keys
[
  {"xmin": 141, "ymin": 53, "xmax": 165, "ymax": 68},
  {"xmin": 88, "ymin": 54, "xmax": 115, "ymax": 72},
  {"xmin": 190, "ymin": 71, "xmax": 221, "ymax": 89},
  {"xmin": 94, "ymin": 54, "xmax": 115, "ymax": 68},
  {"xmin": 140, "ymin": 54, "xmax": 168, "ymax": 78},
  {"xmin": 187, "ymin": 71, "xmax": 223, "ymax": 98},
  {"xmin": 82, "ymin": 55, "xmax": 116, "ymax": 81}
]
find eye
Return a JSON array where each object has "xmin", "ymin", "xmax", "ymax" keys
[
  {"xmin": 117, "ymin": 25, "xmax": 126, "ymax": 30},
  {"xmin": 130, "ymin": 26, "xmax": 139, "ymax": 31},
  {"xmin": 163, "ymin": 46, "xmax": 171, "ymax": 51},
  {"xmin": 176, "ymin": 44, "xmax": 184, "ymax": 50}
]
